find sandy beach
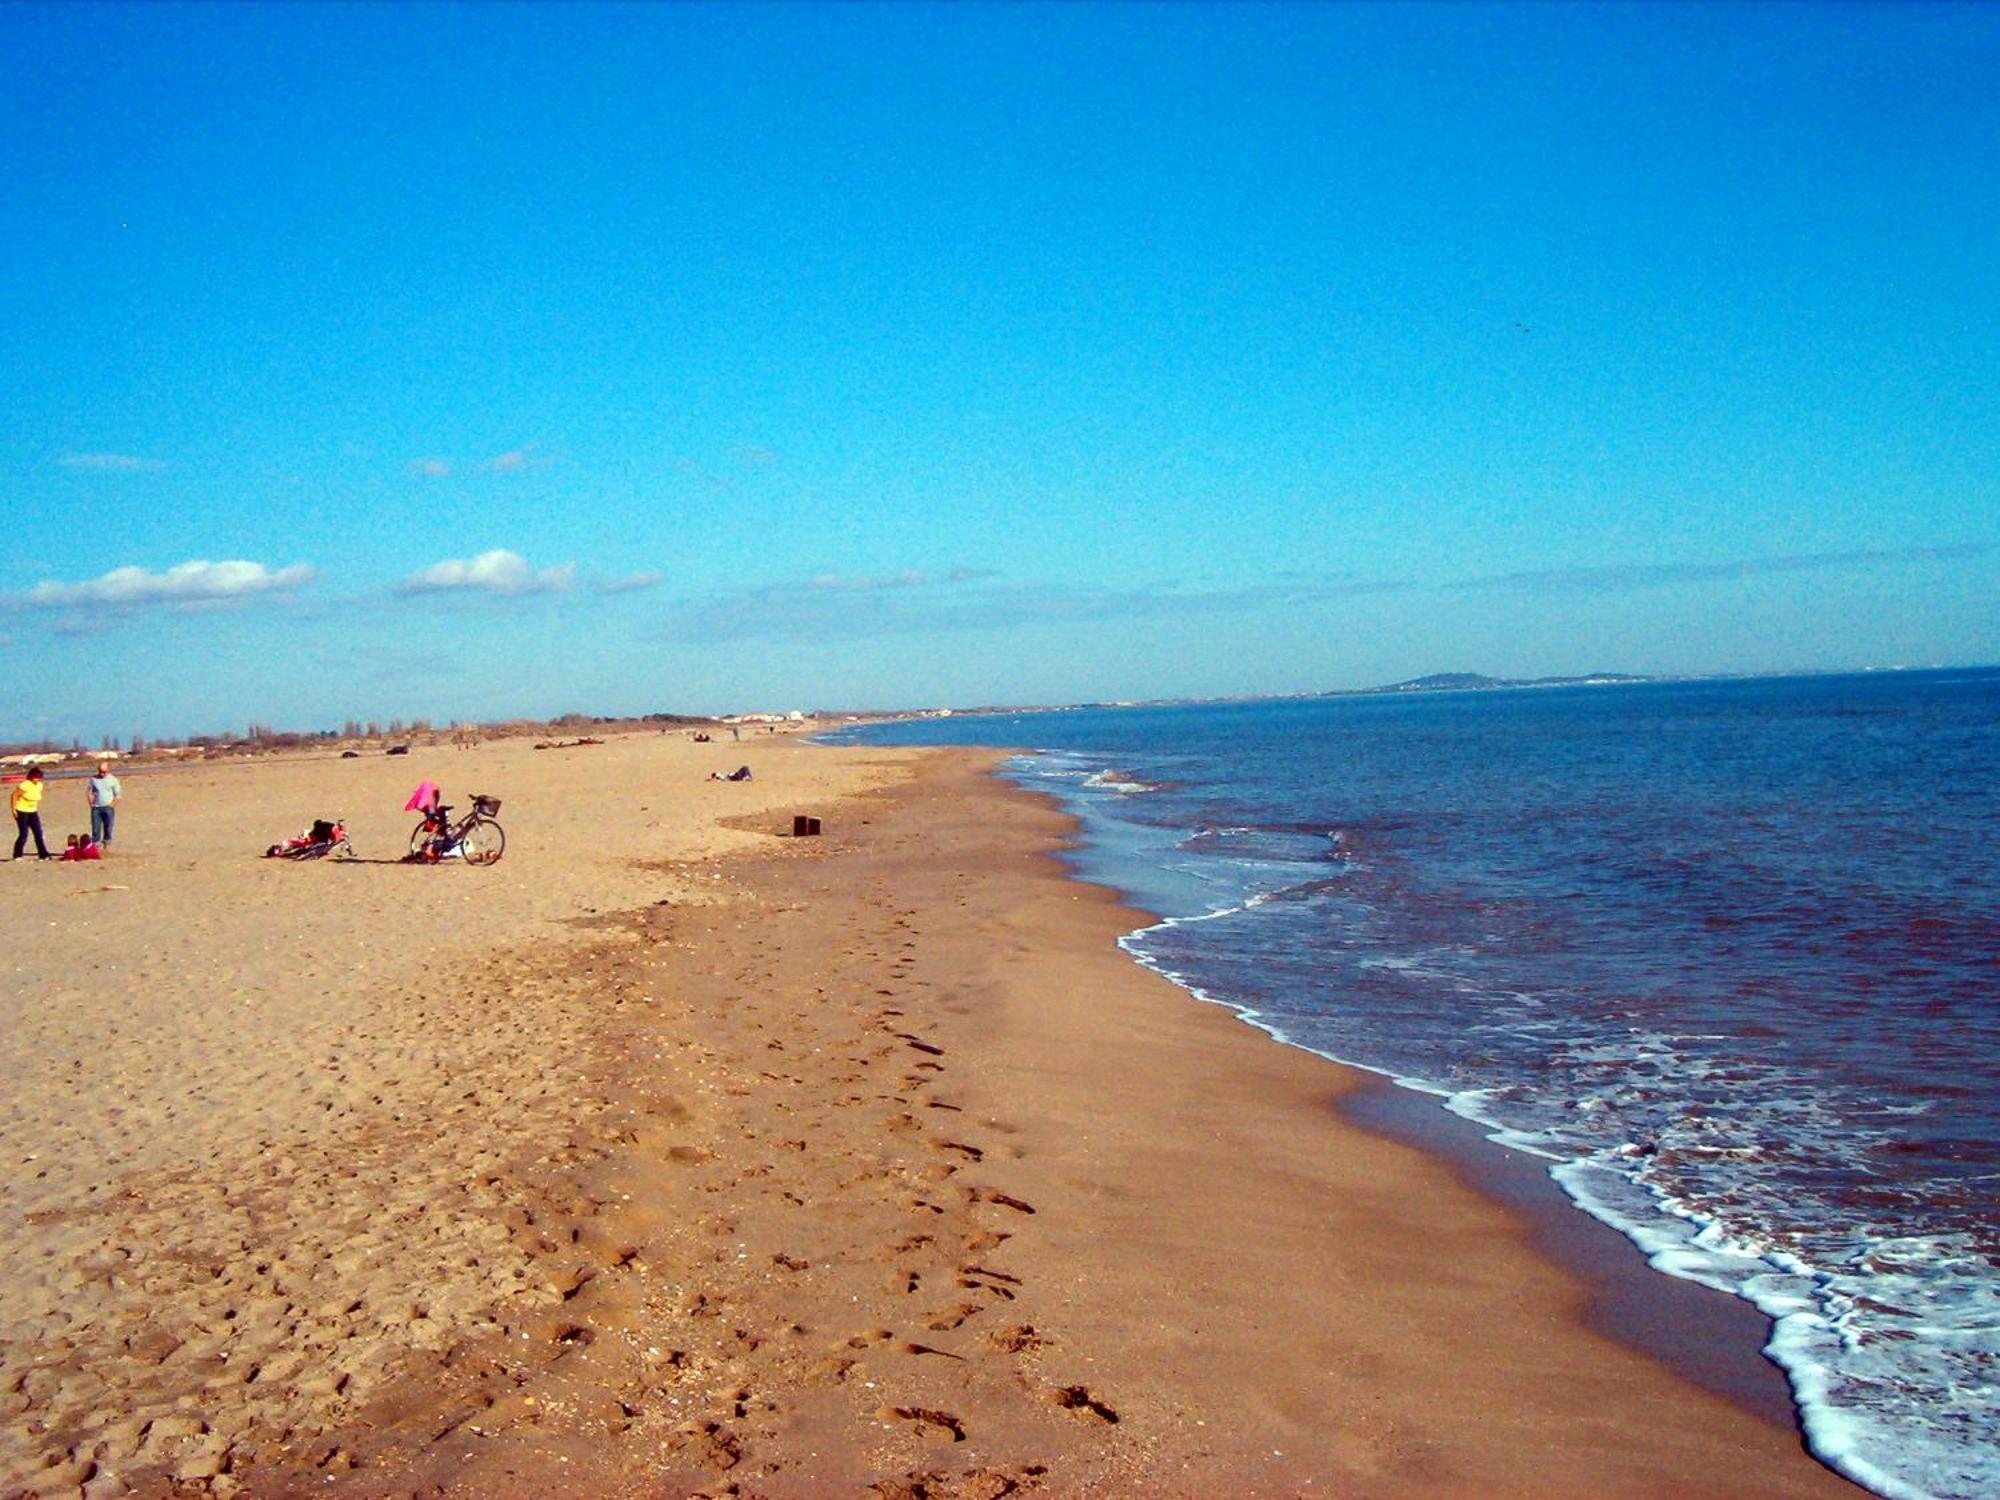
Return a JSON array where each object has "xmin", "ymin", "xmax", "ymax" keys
[{"xmin": 0, "ymin": 733, "xmax": 1861, "ymax": 1498}]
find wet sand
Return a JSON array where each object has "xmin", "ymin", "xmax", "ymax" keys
[{"xmin": 0, "ymin": 737, "xmax": 1862, "ymax": 1497}]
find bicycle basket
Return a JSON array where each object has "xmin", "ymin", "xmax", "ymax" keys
[{"xmin": 474, "ymin": 795, "xmax": 502, "ymax": 816}]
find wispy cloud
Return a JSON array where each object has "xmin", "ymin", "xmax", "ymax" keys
[
  {"xmin": 11, "ymin": 559, "xmax": 316, "ymax": 611},
  {"xmin": 595, "ymin": 570, "xmax": 667, "ymax": 596},
  {"xmin": 1451, "ymin": 544, "xmax": 1989, "ymax": 594},
  {"xmin": 58, "ymin": 452, "xmax": 166, "ymax": 473},
  {"xmin": 654, "ymin": 569, "xmax": 1400, "ymax": 644},
  {"xmin": 484, "ymin": 446, "xmax": 551, "ymax": 474},
  {"xmin": 803, "ymin": 567, "xmax": 1006, "ymax": 594},
  {"xmin": 398, "ymin": 549, "xmax": 574, "ymax": 597},
  {"xmin": 404, "ymin": 448, "xmax": 549, "ymax": 477},
  {"xmin": 807, "ymin": 568, "xmax": 930, "ymax": 592}
]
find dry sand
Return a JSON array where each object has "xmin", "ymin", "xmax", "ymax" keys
[{"xmin": 0, "ymin": 736, "xmax": 1862, "ymax": 1498}]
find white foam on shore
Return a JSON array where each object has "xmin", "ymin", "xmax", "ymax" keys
[
  {"xmin": 1009, "ymin": 749, "xmax": 1994, "ymax": 1500},
  {"xmin": 1081, "ymin": 769, "xmax": 1158, "ymax": 794},
  {"xmin": 1118, "ymin": 919, "xmax": 1995, "ymax": 1500}
]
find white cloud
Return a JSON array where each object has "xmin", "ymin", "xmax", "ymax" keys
[
  {"xmin": 409, "ymin": 457, "xmax": 452, "ymax": 478},
  {"xmin": 399, "ymin": 549, "xmax": 574, "ymax": 596},
  {"xmin": 58, "ymin": 452, "xmax": 166, "ymax": 473},
  {"xmin": 17, "ymin": 559, "xmax": 317, "ymax": 610}
]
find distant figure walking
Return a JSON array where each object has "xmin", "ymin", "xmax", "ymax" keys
[
  {"xmin": 11, "ymin": 768, "xmax": 50, "ymax": 860},
  {"xmin": 87, "ymin": 762, "xmax": 122, "ymax": 848}
]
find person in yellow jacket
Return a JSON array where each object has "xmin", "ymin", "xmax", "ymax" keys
[{"xmin": 11, "ymin": 767, "xmax": 51, "ymax": 860}]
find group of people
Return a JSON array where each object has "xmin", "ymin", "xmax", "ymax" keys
[{"xmin": 9, "ymin": 762, "xmax": 122, "ymax": 861}]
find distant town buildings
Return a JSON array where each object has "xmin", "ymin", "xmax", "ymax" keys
[{"xmin": 0, "ymin": 749, "xmax": 120, "ymax": 766}]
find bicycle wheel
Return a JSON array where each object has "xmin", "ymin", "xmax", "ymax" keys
[
  {"xmin": 409, "ymin": 821, "xmax": 436, "ymax": 860},
  {"xmin": 460, "ymin": 818, "xmax": 505, "ymax": 866}
]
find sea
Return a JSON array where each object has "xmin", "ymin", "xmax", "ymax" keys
[{"xmin": 832, "ymin": 667, "xmax": 1999, "ymax": 1500}]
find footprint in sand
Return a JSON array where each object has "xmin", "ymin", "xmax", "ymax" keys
[
  {"xmin": 969, "ymin": 1188, "xmax": 1036, "ymax": 1214},
  {"xmin": 811, "ymin": 1355, "xmax": 856, "ymax": 1385},
  {"xmin": 958, "ymin": 1274, "xmax": 1016, "ymax": 1302},
  {"xmin": 898, "ymin": 1340, "xmax": 965, "ymax": 1361},
  {"xmin": 1051, "ymin": 1385, "xmax": 1120, "ymax": 1424},
  {"xmin": 881, "ymin": 1405, "xmax": 966, "ymax": 1442}
]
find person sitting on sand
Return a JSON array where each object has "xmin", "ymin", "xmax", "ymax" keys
[{"xmin": 11, "ymin": 767, "xmax": 51, "ymax": 860}]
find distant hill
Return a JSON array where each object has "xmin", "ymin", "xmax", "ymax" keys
[{"xmin": 1345, "ymin": 671, "xmax": 1649, "ymax": 696}]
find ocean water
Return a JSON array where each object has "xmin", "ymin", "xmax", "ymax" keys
[{"xmin": 833, "ymin": 669, "xmax": 2000, "ymax": 1500}]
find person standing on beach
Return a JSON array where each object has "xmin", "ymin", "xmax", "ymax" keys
[
  {"xmin": 11, "ymin": 768, "xmax": 51, "ymax": 860},
  {"xmin": 87, "ymin": 762, "xmax": 122, "ymax": 848}
]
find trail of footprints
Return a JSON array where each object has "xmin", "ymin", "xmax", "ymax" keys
[
  {"xmin": 373, "ymin": 838, "xmax": 1114, "ymax": 1497},
  {"xmin": 0, "ymin": 829, "xmax": 1119, "ymax": 1497},
  {"xmin": 582, "ymin": 858, "xmax": 1126, "ymax": 1496}
]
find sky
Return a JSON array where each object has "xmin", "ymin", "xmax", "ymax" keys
[{"xmin": 1, "ymin": 2, "xmax": 1995, "ymax": 742}]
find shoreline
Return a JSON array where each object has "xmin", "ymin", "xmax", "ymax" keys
[
  {"xmin": 944, "ymin": 749, "xmax": 1813, "ymax": 1434},
  {"xmin": 935, "ymin": 752, "xmax": 1853, "ymax": 1491},
  {"xmin": 962, "ymin": 746, "xmax": 1813, "ymax": 1434},
  {"xmin": 1, "ymin": 739, "xmax": 1865, "ymax": 1496},
  {"xmin": 1339, "ymin": 1072, "xmax": 1799, "ymax": 1430},
  {"xmin": 372, "ymin": 744, "xmax": 1857, "ymax": 1497}
]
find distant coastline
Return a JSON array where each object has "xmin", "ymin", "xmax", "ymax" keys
[
  {"xmin": 861, "ymin": 660, "xmax": 1995, "ymax": 725},
  {"xmin": 1329, "ymin": 669, "xmax": 1650, "ymax": 695}
]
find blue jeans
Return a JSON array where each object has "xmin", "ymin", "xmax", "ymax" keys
[
  {"xmin": 13, "ymin": 812, "xmax": 47, "ymax": 859},
  {"xmin": 91, "ymin": 805, "xmax": 115, "ymax": 844}
]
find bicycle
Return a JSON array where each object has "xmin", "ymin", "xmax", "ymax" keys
[{"xmin": 407, "ymin": 793, "xmax": 506, "ymax": 866}]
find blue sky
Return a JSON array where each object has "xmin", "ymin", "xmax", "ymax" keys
[{"xmin": 2, "ymin": 2, "xmax": 1994, "ymax": 741}]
